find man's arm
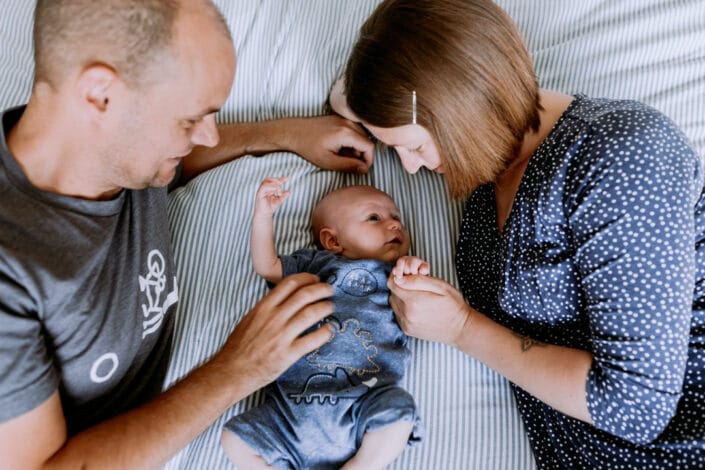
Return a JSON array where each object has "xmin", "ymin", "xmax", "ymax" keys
[
  {"xmin": 0, "ymin": 274, "xmax": 334, "ymax": 469},
  {"xmin": 180, "ymin": 115, "xmax": 375, "ymax": 183}
]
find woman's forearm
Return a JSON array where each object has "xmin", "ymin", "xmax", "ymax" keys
[{"xmin": 456, "ymin": 309, "xmax": 594, "ymax": 423}]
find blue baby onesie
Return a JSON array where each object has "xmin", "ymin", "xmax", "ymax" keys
[{"xmin": 224, "ymin": 250, "xmax": 422, "ymax": 469}]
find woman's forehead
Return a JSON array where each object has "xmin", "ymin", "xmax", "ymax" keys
[{"xmin": 365, "ymin": 123, "xmax": 429, "ymax": 146}]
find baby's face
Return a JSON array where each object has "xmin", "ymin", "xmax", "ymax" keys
[{"xmin": 320, "ymin": 187, "xmax": 410, "ymax": 262}]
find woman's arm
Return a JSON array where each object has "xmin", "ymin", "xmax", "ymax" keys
[
  {"xmin": 180, "ymin": 116, "xmax": 375, "ymax": 183},
  {"xmin": 388, "ymin": 275, "xmax": 593, "ymax": 423}
]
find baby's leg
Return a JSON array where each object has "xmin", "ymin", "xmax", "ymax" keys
[
  {"xmin": 220, "ymin": 429, "xmax": 272, "ymax": 469},
  {"xmin": 341, "ymin": 420, "xmax": 414, "ymax": 470}
]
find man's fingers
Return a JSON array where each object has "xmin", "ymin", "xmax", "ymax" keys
[
  {"xmin": 276, "ymin": 284, "xmax": 334, "ymax": 326},
  {"xmin": 265, "ymin": 273, "xmax": 328, "ymax": 307},
  {"xmin": 285, "ymin": 299, "xmax": 334, "ymax": 340},
  {"xmin": 344, "ymin": 134, "xmax": 375, "ymax": 168},
  {"xmin": 292, "ymin": 321, "xmax": 334, "ymax": 357},
  {"xmin": 326, "ymin": 153, "xmax": 371, "ymax": 173}
]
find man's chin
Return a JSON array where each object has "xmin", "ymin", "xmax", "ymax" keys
[{"xmin": 150, "ymin": 163, "xmax": 181, "ymax": 188}]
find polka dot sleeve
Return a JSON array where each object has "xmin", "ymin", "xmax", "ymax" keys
[{"xmin": 566, "ymin": 107, "xmax": 702, "ymax": 444}]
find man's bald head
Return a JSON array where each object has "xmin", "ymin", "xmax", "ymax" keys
[{"xmin": 32, "ymin": 0, "xmax": 231, "ymax": 89}]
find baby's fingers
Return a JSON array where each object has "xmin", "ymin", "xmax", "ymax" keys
[{"xmin": 393, "ymin": 256, "xmax": 430, "ymax": 278}]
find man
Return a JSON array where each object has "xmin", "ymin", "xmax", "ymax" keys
[{"xmin": 0, "ymin": 0, "xmax": 373, "ymax": 467}]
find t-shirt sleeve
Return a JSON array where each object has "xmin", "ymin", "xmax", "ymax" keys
[
  {"xmin": 566, "ymin": 106, "xmax": 702, "ymax": 444},
  {"xmin": 0, "ymin": 271, "xmax": 59, "ymax": 422}
]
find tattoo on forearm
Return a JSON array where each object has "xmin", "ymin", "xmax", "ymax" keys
[{"xmin": 515, "ymin": 333, "xmax": 545, "ymax": 352}]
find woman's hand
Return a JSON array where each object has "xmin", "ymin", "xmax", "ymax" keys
[{"xmin": 387, "ymin": 274, "xmax": 472, "ymax": 347}]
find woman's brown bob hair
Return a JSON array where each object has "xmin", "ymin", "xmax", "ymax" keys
[{"xmin": 343, "ymin": 0, "xmax": 541, "ymax": 199}]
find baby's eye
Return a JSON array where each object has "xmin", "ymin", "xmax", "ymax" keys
[
  {"xmin": 392, "ymin": 214, "xmax": 401, "ymax": 221},
  {"xmin": 367, "ymin": 214, "xmax": 380, "ymax": 221}
]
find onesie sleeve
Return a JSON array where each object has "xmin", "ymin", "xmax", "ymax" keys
[
  {"xmin": 566, "ymin": 106, "xmax": 702, "ymax": 444},
  {"xmin": 0, "ymin": 270, "xmax": 59, "ymax": 422},
  {"xmin": 279, "ymin": 248, "xmax": 337, "ymax": 278}
]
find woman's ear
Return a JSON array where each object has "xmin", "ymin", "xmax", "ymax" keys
[
  {"xmin": 319, "ymin": 227, "xmax": 343, "ymax": 254},
  {"xmin": 328, "ymin": 77, "xmax": 359, "ymax": 122}
]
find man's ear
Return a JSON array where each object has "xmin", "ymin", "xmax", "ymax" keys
[
  {"xmin": 319, "ymin": 227, "xmax": 343, "ymax": 254},
  {"xmin": 76, "ymin": 64, "xmax": 118, "ymax": 114}
]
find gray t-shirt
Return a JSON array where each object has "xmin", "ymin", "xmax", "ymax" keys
[{"xmin": 0, "ymin": 107, "xmax": 177, "ymax": 434}]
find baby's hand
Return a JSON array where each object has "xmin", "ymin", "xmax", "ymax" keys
[
  {"xmin": 392, "ymin": 256, "xmax": 430, "ymax": 282},
  {"xmin": 254, "ymin": 177, "xmax": 290, "ymax": 216}
]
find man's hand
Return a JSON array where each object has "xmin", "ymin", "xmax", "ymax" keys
[
  {"xmin": 215, "ymin": 273, "xmax": 334, "ymax": 389},
  {"xmin": 283, "ymin": 115, "xmax": 375, "ymax": 173}
]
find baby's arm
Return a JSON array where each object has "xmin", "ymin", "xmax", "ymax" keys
[
  {"xmin": 392, "ymin": 256, "xmax": 431, "ymax": 281},
  {"xmin": 251, "ymin": 177, "xmax": 290, "ymax": 284}
]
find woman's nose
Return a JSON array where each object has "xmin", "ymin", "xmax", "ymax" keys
[{"xmin": 395, "ymin": 147, "xmax": 423, "ymax": 174}]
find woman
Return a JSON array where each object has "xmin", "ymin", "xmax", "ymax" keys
[{"xmin": 330, "ymin": 0, "xmax": 705, "ymax": 467}]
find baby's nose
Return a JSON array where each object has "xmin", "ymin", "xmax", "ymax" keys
[{"xmin": 388, "ymin": 219, "xmax": 402, "ymax": 230}]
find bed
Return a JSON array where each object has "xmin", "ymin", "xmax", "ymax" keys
[{"xmin": 1, "ymin": 1, "xmax": 703, "ymax": 468}]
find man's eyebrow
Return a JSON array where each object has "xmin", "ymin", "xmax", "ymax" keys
[{"xmin": 191, "ymin": 106, "xmax": 222, "ymax": 119}]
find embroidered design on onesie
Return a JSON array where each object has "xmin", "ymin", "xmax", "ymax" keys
[{"xmin": 306, "ymin": 317, "xmax": 381, "ymax": 376}]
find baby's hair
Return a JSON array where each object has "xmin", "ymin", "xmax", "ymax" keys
[{"xmin": 310, "ymin": 185, "xmax": 393, "ymax": 247}]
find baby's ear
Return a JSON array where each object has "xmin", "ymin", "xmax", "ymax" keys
[{"xmin": 319, "ymin": 228, "xmax": 343, "ymax": 254}]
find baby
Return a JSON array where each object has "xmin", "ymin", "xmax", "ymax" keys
[{"xmin": 221, "ymin": 177, "xmax": 427, "ymax": 469}]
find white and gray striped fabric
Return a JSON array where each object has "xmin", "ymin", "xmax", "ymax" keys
[{"xmin": 1, "ymin": 1, "xmax": 703, "ymax": 469}]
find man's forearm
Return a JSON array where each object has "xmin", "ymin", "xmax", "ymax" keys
[
  {"xmin": 181, "ymin": 120, "xmax": 296, "ymax": 182},
  {"xmin": 46, "ymin": 356, "xmax": 249, "ymax": 469}
]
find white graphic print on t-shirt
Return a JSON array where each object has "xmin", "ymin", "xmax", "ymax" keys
[{"xmin": 139, "ymin": 249, "xmax": 178, "ymax": 339}]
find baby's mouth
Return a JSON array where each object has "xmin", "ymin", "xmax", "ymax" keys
[{"xmin": 386, "ymin": 236, "xmax": 403, "ymax": 245}]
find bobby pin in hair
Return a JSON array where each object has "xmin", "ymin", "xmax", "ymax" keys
[{"xmin": 412, "ymin": 90, "xmax": 417, "ymax": 124}]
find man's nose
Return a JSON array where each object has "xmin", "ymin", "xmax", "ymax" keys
[{"xmin": 192, "ymin": 114, "xmax": 219, "ymax": 148}]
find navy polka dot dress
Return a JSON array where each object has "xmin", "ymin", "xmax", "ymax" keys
[{"xmin": 456, "ymin": 95, "xmax": 705, "ymax": 468}]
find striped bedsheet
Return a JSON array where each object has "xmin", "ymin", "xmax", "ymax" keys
[{"xmin": 0, "ymin": 1, "xmax": 703, "ymax": 469}]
